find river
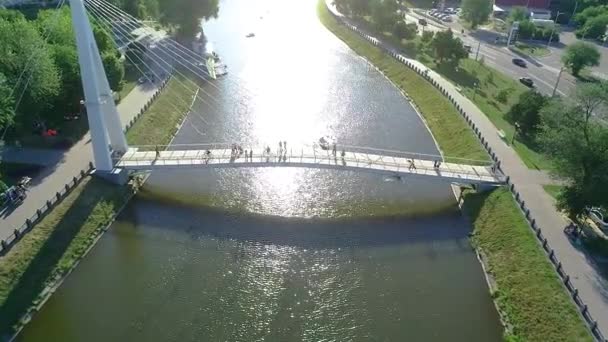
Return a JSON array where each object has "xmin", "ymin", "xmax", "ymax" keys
[{"xmin": 19, "ymin": 0, "xmax": 502, "ymax": 340}]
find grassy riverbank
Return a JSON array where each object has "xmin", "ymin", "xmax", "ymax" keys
[
  {"xmin": 463, "ymin": 188, "xmax": 591, "ymax": 341},
  {"xmin": 0, "ymin": 75, "xmax": 196, "ymax": 337},
  {"xmin": 317, "ymin": 2, "xmax": 488, "ymax": 162},
  {"xmin": 319, "ymin": 3, "xmax": 592, "ymax": 341},
  {"xmin": 0, "ymin": 178, "xmax": 131, "ymax": 337}
]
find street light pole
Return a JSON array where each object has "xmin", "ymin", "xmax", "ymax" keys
[
  {"xmin": 569, "ymin": 0, "xmax": 579, "ymax": 25},
  {"xmin": 475, "ymin": 40, "xmax": 481, "ymax": 61},
  {"xmin": 552, "ymin": 67, "xmax": 564, "ymax": 97},
  {"xmin": 511, "ymin": 122, "xmax": 520, "ymax": 145},
  {"xmin": 547, "ymin": 11, "xmax": 564, "ymax": 47}
]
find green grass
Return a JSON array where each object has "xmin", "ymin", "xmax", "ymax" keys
[
  {"xmin": 318, "ymin": 2, "xmax": 488, "ymax": 162},
  {"xmin": 0, "ymin": 178, "xmax": 131, "ymax": 336},
  {"xmin": 439, "ymin": 58, "xmax": 552, "ymax": 170},
  {"xmin": 543, "ymin": 184, "xmax": 564, "ymax": 200},
  {"xmin": 126, "ymin": 74, "xmax": 197, "ymax": 147},
  {"xmin": 0, "ymin": 73, "xmax": 196, "ymax": 337},
  {"xmin": 320, "ymin": 3, "xmax": 591, "ymax": 340},
  {"xmin": 512, "ymin": 42, "xmax": 551, "ymax": 57},
  {"xmin": 342, "ymin": 8, "xmax": 553, "ymax": 170},
  {"xmin": 118, "ymin": 64, "xmax": 142, "ymax": 102},
  {"xmin": 463, "ymin": 188, "xmax": 592, "ymax": 342}
]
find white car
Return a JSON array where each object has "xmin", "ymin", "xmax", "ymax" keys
[{"xmin": 588, "ymin": 208, "xmax": 608, "ymax": 230}]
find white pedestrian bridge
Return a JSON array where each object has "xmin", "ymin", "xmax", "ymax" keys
[{"xmin": 115, "ymin": 144, "xmax": 506, "ymax": 186}]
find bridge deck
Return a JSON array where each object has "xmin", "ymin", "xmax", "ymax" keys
[{"xmin": 116, "ymin": 146, "xmax": 505, "ymax": 185}]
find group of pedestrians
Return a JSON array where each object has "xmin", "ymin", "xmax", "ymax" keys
[{"xmin": 433, "ymin": 160, "xmax": 442, "ymax": 168}]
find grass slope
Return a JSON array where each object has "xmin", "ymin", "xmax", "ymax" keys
[
  {"xmin": 126, "ymin": 74, "xmax": 197, "ymax": 147},
  {"xmin": 318, "ymin": 2, "xmax": 488, "ymax": 162},
  {"xmin": 0, "ymin": 178, "xmax": 130, "ymax": 336},
  {"xmin": 0, "ymin": 74, "xmax": 196, "ymax": 337},
  {"xmin": 463, "ymin": 188, "xmax": 591, "ymax": 342},
  {"xmin": 318, "ymin": 3, "xmax": 591, "ymax": 341},
  {"xmin": 543, "ymin": 184, "xmax": 564, "ymax": 200}
]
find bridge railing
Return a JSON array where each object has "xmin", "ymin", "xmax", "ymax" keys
[
  {"xmin": 127, "ymin": 143, "xmax": 494, "ymax": 166},
  {"xmin": 117, "ymin": 145, "xmax": 503, "ymax": 183}
]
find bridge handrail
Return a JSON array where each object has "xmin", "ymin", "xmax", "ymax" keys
[
  {"xmin": 117, "ymin": 147, "xmax": 501, "ymax": 182},
  {"xmin": 127, "ymin": 142, "xmax": 493, "ymax": 166}
]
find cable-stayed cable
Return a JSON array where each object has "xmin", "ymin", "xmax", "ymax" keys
[
  {"xmin": 85, "ymin": 1, "xmax": 251, "ymax": 137},
  {"xmin": 85, "ymin": 1, "xmax": 234, "ymax": 112},
  {"xmin": 85, "ymin": 5, "xmax": 211, "ymax": 135},
  {"xmin": 85, "ymin": 0, "xmax": 257, "ymax": 103},
  {"xmin": 85, "ymin": 4, "xmax": 218, "ymax": 130}
]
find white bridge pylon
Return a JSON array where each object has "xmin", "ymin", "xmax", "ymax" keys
[
  {"xmin": 70, "ymin": 0, "xmax": 128, "ymax": 171},
  {"xmin": 116, "ymin": 144, "xmax": 506, "ymax": 186}
]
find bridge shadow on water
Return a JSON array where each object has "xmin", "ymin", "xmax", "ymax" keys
[
  {"xmin": 0, "ymin": 179, "xmax": 127, "ymax": 339},
  {"xmin": 118, "ymin": 196, "xmax": 474, "ymax": 252}
]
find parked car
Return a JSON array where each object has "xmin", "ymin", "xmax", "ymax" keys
[
  {"xmin": 519, "ymin": 77, "xmax": 534, "ymax": 87},
  {"xmin": 587, "ymin": 207, "xmax": 608, "ymax": 229},
  {"xmin": 464, "ymin": 44, "xmax": 472, "ymax": 53},
  {"xmin": 512, "ymin": 58, "xmax": 527, "ymax": 67},
  {"xmin": 418, "ymin": 18, "xmax": 428, "ymax": 25}
]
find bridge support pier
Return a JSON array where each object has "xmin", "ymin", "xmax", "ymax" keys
[
  {"xmin": 92, "ymin": 168, "xmax": 130, "ymax": 185},
  {"xmin": 70, "ymin": 0, "xmax": 128, "ymax": 173}
]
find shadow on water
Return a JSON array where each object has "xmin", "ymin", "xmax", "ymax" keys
[
  {"xmin": 118, "ymin": 195, "xmax": 473, "ymax": 252},
  {"xmin": 0, "ymin": 179, "xmax": 125, "ymax": 339}
]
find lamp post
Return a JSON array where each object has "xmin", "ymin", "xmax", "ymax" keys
[
  {"xmin": 552, "ymin": 66, "xmax": 564, "ymax": 97},
  {"xmin": 511, "ymin": 122, "xmax": 520, "ymax": 145},
  {"xmin": 473, "ymin": 81, "xmax": 478, "ymax": 101},
  {"xmin": 547, "ymin": 11, "xmax": 565, "ymax": 47},
  {"xmin": 568, "ymin": 0, "xmax": 579, "ymax": 26}
]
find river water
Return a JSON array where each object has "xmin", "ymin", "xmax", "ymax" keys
[{"xmin": 19, "ymin": 0, "xmax": 502, "ymax": 340}]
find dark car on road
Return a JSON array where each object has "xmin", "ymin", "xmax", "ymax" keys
[
  {"xmin": 519, "ymin": 77, "xmax": 534, "ymax": 87},
  {"xmin": 512, "ymin": 58, "xmax": 527, "ymax": 68}
]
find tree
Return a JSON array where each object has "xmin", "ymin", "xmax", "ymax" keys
[
  {"xmin": 102, "ymin": 52, "xmax": 125, "ymax": 91},
  {"xmin": 0, "ymin": 16, "xmax": 60, "ymax": 131},
  {"xmin": 158, "ymin": 0, "xmax": 219, "ymax": 38},
  {"xmin": 574, "ymin": 5, "xmax": 608, "ymax": 26},
  {"xmin": 506, "ymin": 90, "xmax": 548, "ymax": 138},
  {"xmin": 431, "ymin": 29, "xmax": 468, "ymax": 66},
  {"xmin": 508, "ymin": 6, "xmax": 528, "ymax": 24},
  {"xmin": 577, "ymin": 14, "xmax": 608, "ymax": 39},
  {"xmin": 421, "ymin": 30, "xmax": 434, "ymax": 42},
  {"xmin": 371, "ymin": 0, "xmax": 400, "ymax": 31},
  {"xmin": 0, "ymin": 73, "xmax": 15, "ymax": 131},
  {"xmin": 350, "ymin": 0, "xmax": 371, "ymax": 17},
  {"xmin": 539, "ymin": 83, "xmax": 608, "ymax": 219},
  {"xmin": 461, "ymin": 0, "xmax": 492, "ymax": 29},
  {"xmin": 562, "ymin": 42, "xmax": 600, "ymax": 76},
  {"xmin": 393, "ymin": 21, "xmax": 417, "ymax": 40}
]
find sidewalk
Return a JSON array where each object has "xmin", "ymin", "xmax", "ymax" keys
[
  {"xmin": 0, "ymin": 81, "xmax": 161, "ymax": 241},
  {"xmin": 0, "ymin": 147, "xmax": 65, "ymax": 167},
  {"xmin": 327, "ymin": 2, "xmax": 608, "ymax": 338}
]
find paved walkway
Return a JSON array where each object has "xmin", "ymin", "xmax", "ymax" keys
[
  {"xmin": 327, "ymin": 2, "xmax": 608, "ymax": 337},
  {"xmin": 0, "ymin": 81, "xmax": 162, "ymax": 241},
  {"xmin": 118, "ymin": 145, "xmax": 504, "ymax": 185},
  {"xmin": 0, "ymin": 147, "xmax": 66, "ymax": 166}
]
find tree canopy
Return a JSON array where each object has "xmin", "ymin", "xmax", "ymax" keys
[
  {"xmin": 431, "ymin": 29, "xmax": 468, "ymax": 66},
  {"xmin": 539, "ymin": 83, "xmax": 608, "ymax": 218},
  {"xmin": 0, "ymin": 6, "xmax": 124, "ymax": 138},
  {"xmin": 461, "ymin": 0, "xmax": 492, "ymax": 29},
  {"xmin": 561, "ymin": 41, "xmax": 600, "ymax": 76},
  {"xmin": 506, "ymin": 90, "xmax": 548, "ymax": 139}
]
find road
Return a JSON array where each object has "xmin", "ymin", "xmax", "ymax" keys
[{"xmin": 405, "ymin": 10, "xmax": 581, "ymax": 96}]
